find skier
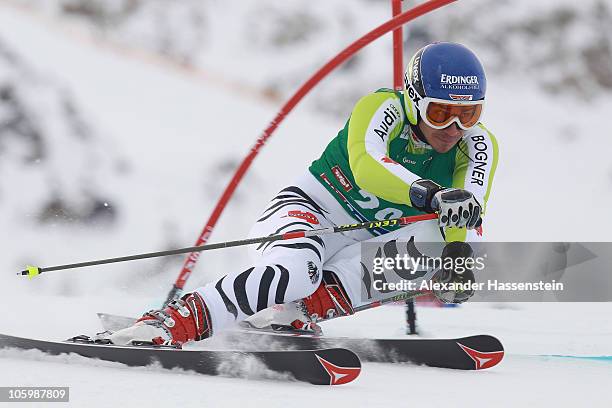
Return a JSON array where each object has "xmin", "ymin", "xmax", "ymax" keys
[{"xmin": 110, "ymin": 42, "xmax": 499, "ymax": 346}]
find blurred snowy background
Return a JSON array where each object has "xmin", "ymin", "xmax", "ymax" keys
[{"xmin": 1, "ymin": 0, "xmax": 611, "ymax": 308}]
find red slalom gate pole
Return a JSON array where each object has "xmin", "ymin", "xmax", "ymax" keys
[
  {"xmin": 392, "ymin": 0, "xmax": 404, "ymax": 91},
  {"xmin": 164, "ymin": 0, "xmax": 458, "ymax": 305}
]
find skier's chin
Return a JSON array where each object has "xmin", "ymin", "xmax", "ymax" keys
[
  {"xmin": 429, "ymin": 136, "xmax": 461, "ymax": 153},
  {"xmin": 419, "ymin": 122, "xmax": 464, "ymax": 153}
]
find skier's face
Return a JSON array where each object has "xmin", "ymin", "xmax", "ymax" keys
[{"xmin": 418, "ymin": 120, "xmax": 464, "ymax": 153}]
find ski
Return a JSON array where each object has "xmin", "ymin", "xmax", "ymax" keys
[
  {"xmin": 96, "ymin": 312, "xmax": 504, "ymax": 370},
  {"xmin": 0, "ymin": 333, "xmax": 361, "ymax": 385},
  {"xmin": 222, "ymin": 325, "xmax": 504, "ymax": 370}
]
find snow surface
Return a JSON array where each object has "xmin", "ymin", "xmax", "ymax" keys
[
  {"xmin": 1, "ymin": 300, "xmax": 611, "ymax": 408},
  {"xmin": 0, "ymin": 2, "xmax": 611, "ymax": 407}
]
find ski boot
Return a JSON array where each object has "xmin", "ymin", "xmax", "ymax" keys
[
  {"xmin": 108, "ymin": 292, "xmax": 212, "ymax": 346},
  {"xmin": 244, "ymin": 270, "xmax": 354, "ymax": 336}
]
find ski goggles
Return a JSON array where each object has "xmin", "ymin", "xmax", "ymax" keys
[{"xmin": 419, "ymin": 97, "xmax": 484, "ymax": 130}]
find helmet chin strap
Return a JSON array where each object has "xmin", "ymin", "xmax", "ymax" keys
[{"xmin": 410, "ymin": 114, "xmax": 430, "ymax": 145}]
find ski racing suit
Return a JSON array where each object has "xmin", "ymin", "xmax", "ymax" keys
[{"xmin": 190, "ymin": 88, "xmax": 499, "ymax": 334}]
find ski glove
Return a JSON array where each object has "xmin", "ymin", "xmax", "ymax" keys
[
  {"xmin": 432, "ymin": 267, "xmax": 476, "ymax": 304},
  {"xmin": 409, "ymin": 179, "xmax": 482, "ymax": 229},
  {"xmin": 431, "ymin": 241, "xmax": 476, "ymax": 304}
]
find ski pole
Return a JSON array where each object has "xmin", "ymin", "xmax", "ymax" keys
[
  {"xmin": 352, "ymin": 290, "xmax": 423, "ymax": 315},
  {"xmin": 239, "ymin": 289, "xmax": 425, "ymax": 332},
  {"xmin": 18, "ymin": 213, "xmax": 438, "ymax": 279}
]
